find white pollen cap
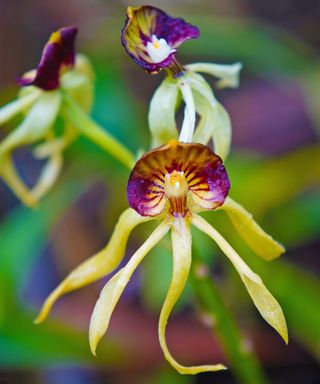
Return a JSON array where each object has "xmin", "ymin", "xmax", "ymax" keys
[{"xmin": 146, "ymin": 35, "xmax": 176, "ymax": 63}]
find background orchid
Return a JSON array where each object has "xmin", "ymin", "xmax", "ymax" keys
[{"xmin": 0, "ymin": 27, "xmax": 134, "ymax": 206}]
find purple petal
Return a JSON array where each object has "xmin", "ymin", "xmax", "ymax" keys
[
  {"xmin": 121, "ymin": 6, "xmax": 199, "ymax": 74},
  {"xmin": 19, "ymin": 27, "xmax": 77, "ymax": 91},
  {"xmin": 154, "ymin": 9, "xmax": 199, "ymax": 48}
]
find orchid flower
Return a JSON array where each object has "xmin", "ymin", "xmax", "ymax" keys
[
  {"xmin": 36, "ymin": 139, "xmax": 288, "ymax": 375},
  {"xmin": 121, "ymin": 5, "xmax": 242, "ymax": 158},
  {"xmin": 0, "ymin": 27, "xmax": 134, "ymax": 206}
]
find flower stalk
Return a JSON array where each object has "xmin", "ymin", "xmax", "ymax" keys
[
  {"xmin": 60, "ymin": 93, "xmax": 135, "ymax": 169},
  {"xmin": 190, "ymin": 258, "xmax": 268, "ymax": 384}
]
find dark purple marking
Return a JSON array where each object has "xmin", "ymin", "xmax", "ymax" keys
[
  {"xmin": 121, "ymin": 6, "xmax": 199, "ymax": 74},
  {"xmin": 19, "ymin": 26, "xmax": 77, "ymax": 90}
]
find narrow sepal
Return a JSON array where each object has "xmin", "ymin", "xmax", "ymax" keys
[
  {"xmin": 220, "ymin": 197, "xmax": 285, "ymax": 260},
  {"xmin": 89, "ymin": 222, "xmax": 169, "ymax": 354},
  {"xmin": 0, "ymin": 154, "xmax": 38, "ymax": 207},
  {"xmin": 0, "ymin": 92, "xmax": 61, "ymax": 154},
  {"xmin": 158, "ymin": 218, "xmax": 227, "ymax": 374},
  {"xmin": 35, "ymin": 208, "xmax": 151, "ymax": 323},
  {"xmin": 186, "ymin": 62, "xmax": 242, "ymax": 89},
  {"xmin": 0, "ymin": 90, "xmax": 41, "ymax": 125},
  {"xmin": 187, "ymin": 72, "xmax": 232, "ymax": 160},
  {"xmin": 148, "ymin": 76, "xmax": 179, "ymax": 147},
  {"xmin": 192, "ymin": 214, "xmax": 288, "ymax": 344}
]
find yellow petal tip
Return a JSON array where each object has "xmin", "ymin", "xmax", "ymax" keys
[
  {"xmin": 89, "ymin": 340, "xmax": 97, "ymax": 356},
  {"xmin": 282, "ymin": 331, "xmax": 289, "ymax": 346},
  {"xmin": 176, "ymin": 363, "xmax": 228, "ymax": 375},
  {"xmin": 33, "ymin": 311, "xmax": 47, "ymax": 324}
]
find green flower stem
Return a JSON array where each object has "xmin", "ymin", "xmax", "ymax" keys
[
  {"xmin": 61, "ymin": 93, "xmax": 135, "ymax": 169},
  {"xmin": 190, "ymin": 258, "xmax": 267, "ymax": 384}
]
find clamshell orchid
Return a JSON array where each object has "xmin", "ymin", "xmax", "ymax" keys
[
  {"xmin": 0, "ymin": 27, "xmax": 134, "ymax": 206},
  {"xmin": 36, "ymin": 140, "xmax": 288, "ymax": 375},
  {"xmin": 121, "ymin": 5, "xmax": 242, "ymax": 160}
]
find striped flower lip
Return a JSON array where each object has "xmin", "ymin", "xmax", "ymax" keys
[
  {"xmin": 19, "ymin": 26, "xmax": 77, "ymax": 90},
  {"xmin": 121, "ymin": 6, "xmax": 199, "ymax": 74},
  {"xmin": 127, "ymin": 140, "xmax": 230, "ymax": 217}
]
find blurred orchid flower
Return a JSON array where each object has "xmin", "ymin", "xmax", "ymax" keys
[
  {"xmin": 36, "ymin": 140, "xmax": 287, "ymax": 375},
  {"xmin": 0, "ymin": 27, "xmax": 134, "ymax": 206},
  {"xmin": 121, "ymin": 5, "xmax": 242, "ymax": 159}
]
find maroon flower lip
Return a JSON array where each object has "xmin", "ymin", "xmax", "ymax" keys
[
  {"xmin": 121, "ymin": 5, "xmax": 199, "ymax": 74},
  {"xmin": 19, "ymin": 26, "xmax": 78, "ymax": 91},
  {"xmin": 127, "ymin": 140, "xmax": 230, "ymax": 217}
]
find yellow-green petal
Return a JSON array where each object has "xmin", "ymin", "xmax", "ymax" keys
[
  {"xmin": 186, "ymin": 62, "xmax": 242, "ymax": 89},
  {"xmin": 0, "ymin": 154, "xmax": 37, "ymax": 207},
  {"xmin": 192, "ymin": 214, "xmax": 288, "ymax": 344},
  {"xmin": 220, "ymin": 197, "xmax": 285, "ymax": 260},
  {"xmin": 159, "ymin": 218, "xmax": 227, "ymax": 374},
  {"xmin": 89, "ymin": 222, "xmax": 169, "ymax": 355},
  {"xmin": 0, "ymin": 91, "xmax": 61, "ymax": 155},
  {"xmin": 35, "ymin": 208, "xmax": 152, "ymax": 323},
  {"xmin": 178, "ymin": 79, "xmax": 196, "ymax": 143},
  {"xmin": 0, "ymin": 89, "xmax": 41, "ymax": 126},
  {"xmin": 61, "ymin": 55, "xmax": 94, "ymax": 113},
  {"xmin": 30, "ymin": 152, "xmax": 63, "ymax": 201},
  {"xmin": 33, "ymin": 125, "xmax": 77, "ymax": 158},
  {"xmin": 148, "ymin": 76, "xmax": 179, "ymax": 147},
  {"xmin": 187, "ymin": 72, "xmax": 231, "ymax": 160}
]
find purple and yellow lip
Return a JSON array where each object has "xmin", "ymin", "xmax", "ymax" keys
[
  {"xmin": 19, "ymin": 26, "xmax": 77, "ymax": 91},
  {"xmin": 127, "ymin": 140, "xmax": 230, "ymax": 217},
  {"xmin": 121, "ymin": 5, "xmax": 199, "ymax": 74}
]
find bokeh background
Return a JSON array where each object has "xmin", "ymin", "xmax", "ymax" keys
[{"xmin": 0, "ymin": 0, "xmax": 319, "ymax": 383}]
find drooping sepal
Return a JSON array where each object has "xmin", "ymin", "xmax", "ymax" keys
[
  {"xmin": 148, "ymin": 76, "xmax": 179, "ymax": 147},
  {"xmin": 187, "ymin": 72, "xmax": 232, "ymax": 160},
  {"xmin": 89, "ymin": 222, "xmax": 169, "ymax": 354},
  {"xmin": 127, "ymin": 140, "xmax": 230, "ymax": 217},
  {"xmin": 186, "ymin": 62, "xmax": 242, "ymax": 89},
  {"xmin": 19, "ymin": 27, "xmax": 77, "ymax": 90},
  {"xmin": 35, "ymin": 208, "xmax": 151, "ymax": 323},
  {"xmin": 192, "ymin": 214, "xmax": 288, "ymax": 345},
  {"xmin": 158, "ymin": 217, "xmax": 227, "ymax": 374},
  {"xmin": 220, "ymin": 197, "xmax": 285, "ymax": 260},
  {"xmin": 121, "ymin": 6, "xmax": 199, "ymax": 74}
]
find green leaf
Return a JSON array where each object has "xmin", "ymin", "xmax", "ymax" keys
[
  {"xmin": 0, "ymin": 177, "xmax": 86, "ymax": 290},
  {"xmin": 0, "ymin": 309, "xmax": 122, "ymax": 367}
]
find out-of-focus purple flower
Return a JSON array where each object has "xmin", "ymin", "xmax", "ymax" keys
[
  {"xmin": 19, "ymin": 27, "xmax": 77, "ymax": 90},
  {"xmin": 121, "ymin": 5, "xmax": 199, "ymax": 74}
]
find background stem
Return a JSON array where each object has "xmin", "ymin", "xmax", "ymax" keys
[
  {"xmin": 61, "ymin": 94, "xmax": 135, "ymax": 169},
  {"xmin": 190, "ymin": 257, "xmax": 268, "ymax": 384}
]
